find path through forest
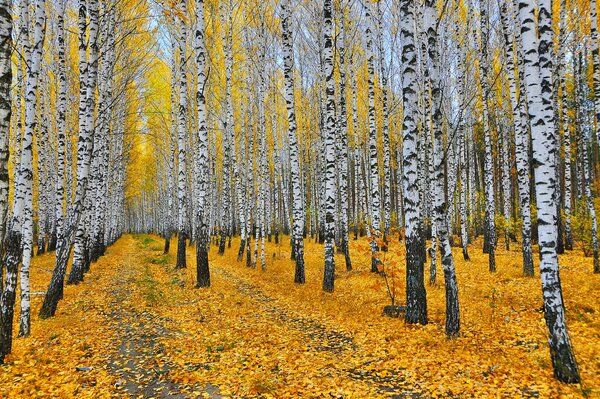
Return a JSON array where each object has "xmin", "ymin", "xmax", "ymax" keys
[
  {"xmin": 1, "ymin": 234, "xmax": 597, "ymax": 398},
  {"xmin": 105, "ymin": 238, "xmax": 223, "ymax": 398},
  {"xmin": 210, "ymin": 267, "xmax": 423, "ymax": 398},
  {"xmin": 105, "ymin": 236, "xmax": 417, "ymax": 397},
  {"xmin": 119, "ymin": 235, "xmax": 426, "ymax": 398}
]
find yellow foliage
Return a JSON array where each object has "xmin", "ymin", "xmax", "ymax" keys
[{"xmin": 2, "ymin": 233, "xmax": 597, "ymax": 397}]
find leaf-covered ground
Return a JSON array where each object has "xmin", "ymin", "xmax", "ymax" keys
[{"xmin": 0, "ymin": 234, "xmax": 598, "ymax": 398}]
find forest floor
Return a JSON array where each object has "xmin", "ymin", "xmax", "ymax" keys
[{"xmin": 0, "ymin": 233, "xmax": 598, "ymax": 398}]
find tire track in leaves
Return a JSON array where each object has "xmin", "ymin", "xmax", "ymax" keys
[
  {"xmin": 212, "ymin": 265, "xmax": 426, "ymax": 398},
  {"xmin": 213, "ymin": 266, "xmax": 354, "ymax": 354},
  {"xmin": 105, "ymin": 237, "xmax": 223, "ymax": 398},
  {"xmin": 106, "ymin": 307, "xmax": 189, "ymax": 398}
]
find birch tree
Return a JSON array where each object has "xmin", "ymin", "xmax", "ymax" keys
[
  {"xmin": 365, "ymin": 5, "xmax": 382, "ymax": 273},
  {"xmin": 218, "ymin": 0, "xmax": 233, "ymax": 256},
  {"xmin": 66, "ymin": 0, "xmax": 100, "ymax": 285},
  {"xmin": 376, "ymin": 2, "xmax": 391, "ymax": 242},
  {"xmin": 176, "ymin": 0, "xmax": 188, "ymax": 269},
  {"xmin": 337, "ymin": 1, "xmax": 351, "ymax": 271},
  {"xmin": 478, "ymin": 0, "xmax": 496, "ymax": 272},
  {"xmin": 401, "ymin": 0, "xmax": 427, "ymax": 325},
  {"xmin": 322, "ymin": 0, "xmax": 336, "ymax": 292},
  {"xmin": 500, "ymin": 2, "xmax": 533, "ymax": 276},
  {"xmin": 281, "ymin": 0, "xmax": 306, "ymax": 283},
  {"xmin": 17, "ymin": 0, "xmax": 45, "ymax": 337},
  {"xmin": 425, "ymin": 0, "xmax": 460, "ymax": 336},
  {"xmin": 589, "ymin": 0, "xmax": 600, "ymax": 146},
  {"xmin": 0, "ymin": 0, "xmax": 12, "ymax": 364},
  {"xmin": 0, "ymin": 0, "xmax": 10, "ymax": 252},
  {"xmin": 195, "ymin": 0, "xmax": 210, "ymax": 287},
  {"xmin": 517, "ymin": 0, "xmax": 580, "ymax": 383}
]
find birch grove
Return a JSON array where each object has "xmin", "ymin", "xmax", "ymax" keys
[{"xmin": 0, "ymin": 0, "xmax": 599, "ymax": 386}]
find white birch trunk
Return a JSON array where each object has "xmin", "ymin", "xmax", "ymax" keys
[
  {"xmin": 195, "ymin": 0, "xmax": 210, "ymax": 287},
  {"xmin": 425, "ymin": 0, "xmax": 459, "ymax": 337},
  {"xmin": 401, "ymin": 0, "xmax": 427, "ymax": 325},
  {"xmin": 365, "ymin": 5, "xmax": 381, "ymax": 273},
  {"xmin": 517, "ymin": 0, "xmax": 580, "ymax": 383},
  {"xmin": 281, "ymin": 0, "xmax": 306, "ymax": 283},
  {"xmin": 322, "ymin": 0, "xmax": 336, "ymax": 292},
  {"xmin": 67, "ymin": 0, "xmax": 99, "ymax": 285},
  {"xmin": 479, "ymin": 0, "xmax": 496, "ymax": 271},
  {"xmin": 500, "ymin": 2, "xmax": 533, "ymax": 274},
  {"xmin": 0, "ymin": 0, "xmax": 10, "ymax": 251},
  {"xmin": 18, "ymin": 0, "xmax": 45, "ymax": 337},
  {"xmin": 176, "ymin": 0, "xmax": 188, "ymax": 269}
]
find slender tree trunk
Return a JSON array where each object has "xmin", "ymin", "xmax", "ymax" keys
[
  {"xmin": 17, "ymin": 0, "xmax": 45, "ymax": 337},
  {"xmin": 427, "ymin": 90, "xmax": 437, "ymax": 284},
  {"xmin": 583, "ymin": 127, "xmax": 600, "ymax": 272},
  {"xmin": 322, "ymin": 0, "xmax": 336, "ymax": 292},
  {"xmin": 590, "ymin": 0, "xmax": 600, "ymax": 146},
  {"xmin": 457, "ymin": 36, "xmax": 470, "ymax": 261},
  {"xmin": 0, "ymin": 0, "xmax": 12, "ymax": 364},
  {"xmin": 376, "ymin": 2, "xmax": 391, "ymax": 242},
  {"xmin": 425, "ymin": 0, "xmax": 459, "ymax": 337},
  {"xmin": 281, "ymin": 0, "xmax": 306, "ymax": 283},
  {"xmin": 401, "ymin": 0, "xmax": 427, "ymax": 325},
  {"xmin": 195, "ymin": 0, "xmax": 209, "ymax": 287},
  {"xmin": 176, "ymin": 0, "xmax": 188, "ymax": 269},
  {"xmin": 3, "ymin": 0, "xmax": 25, "ymax": 347},
  {"xmin": 165, "ymin": 55, "xmax": 175, "ymax": 252},
  {"xmin": 517, "ymin": 0, "xmax": 580, "ymax": 383},
  {"xmin": 218, "ymin": 0, "xmax": 233, "ymax": 256},
  {"xmin": 501, "ymin": 124, "xmax": 512, "ymax": 251},
  {"xmin": 337, "ymin": 5, "xmax": 351, "ymax": 271},
  {"xmin": 563, "ymin": 75, "xmax": 573, "ymax": 251},
  {"xmin": 36, "ymin": 99, "xmax": 49, "ymax": 256},
  {"xmin": 479, "ymin": 0, "xmax": 496, "ymax": 271},
  {"xmin": 65, "ymin": 0, "xmax": 99, "ymax": 286},
  {"xmin": 500, "ymin": 2, "xmax": 534, "ymax": 275},
  {"xmin": 236, "ymin": 137, "xmax": 247, "ymax": 262},
  {"xmin": 0, "ymin": 0, "xmax": 9, "ymax": 246},
  {"xmin": 365, "ymin": 5, "xmax": 382, "ymax": 273}
]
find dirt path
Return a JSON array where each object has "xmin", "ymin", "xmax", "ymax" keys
[
  {"xmin": 2, "ymin": 234, "xmax": 589, "ymax": 398},
  {"xmin": 105, "ymin": 236, "xmax": 223, "ymax": 398},
  {"xmin": 2, "ymin": 232, "xmax": 591, "ymax": 398},
  {"xmin": 92, "ymin": 235, "xmax": 547, "ymax": 398},
  {"xmin": 52, "ymin": 235, "xmax": 426, "ymax": 397},
  {"xmin": 98, "ymin": 236, "xmax": 427, "ymax": 398},
  {"xmin": 211, "ymin": 265, "xmax": 425, "ymax": 398},
  {"xmin": 213, "ymin": 267, "xmax": 355, "ymax": 354}
]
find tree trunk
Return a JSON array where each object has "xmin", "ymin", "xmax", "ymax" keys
[
  {"xmin": 322, "ymin": 0, "xmax": 336, "ymax": 292},
  {"xmin": 425, "ymin": 0, "xmax": 460, "ymax": 337},
  {"xmin": 65, "ymin": 0, "xmax": 99, "ymax": 286},
  {"xmin": 479, "ymin": 0, "xmax": 496, "ymax": 272},
  {"xmin": 517, "ymin": 0, "xmax": 580, "ymax": 383},
  {"xmin": 18, "ymin": 0, "xmax": 45, "ymax": 337},
  {"xmin": 194, "ymin": 0, "xmax": 210, "ymax": 287},
  {"xmin": 281, "ymin": 0, "xmax": 306, "ymax": 283},
  {"xmin": 0, "ymin": 0, "xmax": 11, "ymax": 354},
  {"xmin": 176, "ymin": 0, "xmax": 188, "ymax": 270},
  {"xmin": 365, "ymin": 5, "xmax": 381, "ymax": 273},
  {"xmin": 401, "ymin": 0, "xmax": 427, "ymax": 325},
  {"xmin": 500, "ymin": 2, "xmax": 534, "ymax": 275}
]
